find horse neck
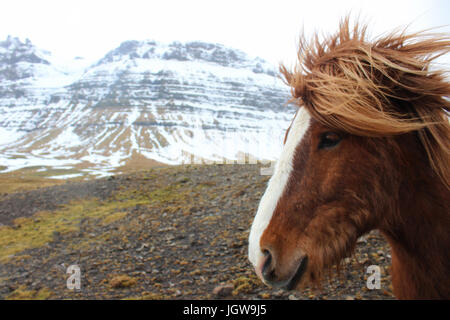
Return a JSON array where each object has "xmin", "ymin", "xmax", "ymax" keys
[{"xmin": 381, "ymin": 153, "xmax": 450, "ymax": 299}]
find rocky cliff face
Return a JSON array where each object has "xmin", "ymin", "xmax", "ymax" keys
[{"xmin": 0, "ymin": 37, "xmax": 295, "ymax": 176}]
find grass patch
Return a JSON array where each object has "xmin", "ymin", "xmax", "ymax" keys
[
  {"xmin": 6, "ymin": 285, "xmax": 53, "ymax": 300},
  {"xmin": 148, "ymin": 184, "xmax": 185, "ymax": 203},
  {"xmin": 123, "ymin": 292, "xmax": 170, "ymax": 300},
  {"xmin": 0, "ymin": 175, "xmax": 64, "ymax": 195},
  {"xmin": 0, "ymin": 193, "xmax": 152, "ymax": 262},
  {"xmin": 102, "ymin": 211, "xmax": 128, "ymax": 225},
  {"xmin": 109, "ymin": 275, "xmax": 137, "ymax": 288},
  {"xmin": 232, "ymin": 275, "xmax": 260, "ymax": 296},
  {"xmin": 0, "ymin": 165, "xmax": 215, "ymax": 262},
  {"xmin": 0, "ymin": 166, "xmax": 85, "ymax": 195},
  {"xmin": 115, "ymin": 181, "xmax": 202, "ymax": 206}
]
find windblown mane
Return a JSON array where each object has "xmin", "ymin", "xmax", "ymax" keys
[{"xmin": 280, "ymin": 17, "xmax": 450, "ymax": 189}]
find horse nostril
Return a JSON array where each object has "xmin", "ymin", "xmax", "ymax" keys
[{"xmin": 261, "ymin": 249, "xmax": 275, "ymax": 281}]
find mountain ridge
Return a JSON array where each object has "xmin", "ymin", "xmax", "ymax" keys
[{"xmin": 0, "ymin": 36, "xmax": 295, "ymax": 178}]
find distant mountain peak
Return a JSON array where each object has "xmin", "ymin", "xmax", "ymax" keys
[
  {"xmin": 95, "ymin": 39, "xmax": 275, "ymax": 76},
  {"xmin": 0, "ymin": 37, "xmax": 293, "ymax": 175},
  {"xmin": 0, "ymin": 36, "xmax": 50, "ymax": 65}
]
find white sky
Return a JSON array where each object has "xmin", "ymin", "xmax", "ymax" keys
[{"xmin": 0, "ymin": 0, "xmax": 449, "ymax": 66}]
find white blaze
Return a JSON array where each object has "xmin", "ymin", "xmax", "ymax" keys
[{"xmin": 248, "ymin": 108, "xmax": 311, "ymax": 268}]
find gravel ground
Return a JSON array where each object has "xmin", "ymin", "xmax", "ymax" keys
[{"xmin": 0, "ymin": 164, "xmax": 395, "ymax": 300}]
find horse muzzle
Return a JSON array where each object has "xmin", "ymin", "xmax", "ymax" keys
[{"xmin": 255, "ymin": 249, "xmax": 308, "ymax": 290}]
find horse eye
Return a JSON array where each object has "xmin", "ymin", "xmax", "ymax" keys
[{"xmin": 318, "ymin": 132, "xmax": 342, "ymax": 149}]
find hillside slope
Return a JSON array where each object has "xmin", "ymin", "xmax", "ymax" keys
[
  {"xmin": 0, "ymin": 37, "xmax": 295, "ymax": 177},
  {"xmin": 0, "ymin": 164, "xmax": 394, "ymax": 300}
]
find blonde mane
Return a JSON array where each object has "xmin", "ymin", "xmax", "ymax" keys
[{"xmin": 280, "ymin": 17, "xmax": 450, "ymax": 189}]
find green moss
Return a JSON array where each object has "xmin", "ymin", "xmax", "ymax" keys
[
  {"xmin": 101, "ymin": 211, "xmax": 128, "ymax": 225},
  {"xmin": 232, "ymin": 276, "xmax": 260, "ymax": 296},
  {"xmin": 124, "ymin": 292, "xmax": 170, "ymax": 300},
  {"xmin": 148, "ymin": 185, "xmax": 184, "ymax": 203},
  {"xmin": 0, "ymin": 166, "xmax": 87, "ymax": 194},
  {"xmin": 0, "ymin": 194, "xmax": 152, "ymax": 262},
  {"xmin": 0, "ymin": 166, "xmax": 220, "ymax": 262},
  {"xmin": 6, "ymin": 286, "xmax": 53, "ymax": 300},
  {"xmin": 110, "ymin": 275, "xmax": 137, "ymax": 288}
]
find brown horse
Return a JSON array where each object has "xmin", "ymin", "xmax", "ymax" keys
[{"xmin": 248, "ymin": 18, "xmax": 450, "ymax": 300}]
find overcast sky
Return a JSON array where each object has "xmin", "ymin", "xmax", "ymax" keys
[{"xmin": 0, "ymin": 0, "xmax": 449, "ymax": 66}]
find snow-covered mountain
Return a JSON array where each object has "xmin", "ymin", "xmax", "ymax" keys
[{"xmin": 0, "ymin": 36, "xmax": 295, "ymax": 177}]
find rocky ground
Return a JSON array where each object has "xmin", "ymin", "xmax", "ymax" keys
[{"xmin": 0, "ymin": 164, "xmax": 395, "ymax": 300}]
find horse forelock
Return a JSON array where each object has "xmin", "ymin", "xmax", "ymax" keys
[{"xmin": 280, "ymin": 16, "xmax": 450, "ymax": 189}]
